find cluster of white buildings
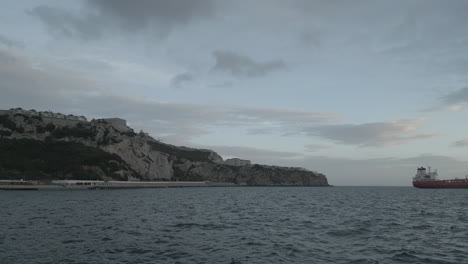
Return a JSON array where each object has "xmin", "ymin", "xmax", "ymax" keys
[
  {"xmin": 6, "ymin": 108, "xmax": 135, "ymax": 132},
  {"xmin": 224, "ymin": 158, "xmax": 251, "ymax": 166},
  {"xmin": 9, "ymin": 108, "xmax": 87, "ymax": 122}
]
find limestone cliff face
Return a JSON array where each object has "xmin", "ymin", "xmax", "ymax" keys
[
  {"xmin": 0, "ymin": 110, "xmax": 329, "ymax": 186},
  {"xmin": 172, "ymin": 162, "xmax": 328, "ymax": 186}
]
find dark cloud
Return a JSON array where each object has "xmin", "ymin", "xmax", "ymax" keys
[
  {"xmin": 424, "ymin": 87, "xmax": 468, "ymax": 112},
  {"xmin": 440, "ymin": 87, "xmax": 468, "ymax": 105},
  {"xmin": 30, "ymin": 0, "xmax": 215, "ymax": 40},
  {"xmin": 87, "ymin": 0, "xmax": 215, "ymax": 31},
  {"xmin": 451, "ymin": 139, "xmax": 468, "ymax": 147},
  {"xmin": 0, "ymin": 35, "xmax": 23, "ymax": 48},
  {"xmin": 212, "ymin": 50, "xmax": 286, "ymax": 78},
  {"xmin": 305, "ymin": 119, "xmax": 438, "ymax": 147},
  {"xmin": 170, "ymin": 72, "xmax": 193, "ymax": 89},
  {"xmin": 300, "ymin": 29, "xmax": 321, "ymax": 48},
  {"xmin": 29, "ymin": 6, "xmax": 102, "ymax": 40}
]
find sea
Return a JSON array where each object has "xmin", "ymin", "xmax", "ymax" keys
[{"xmin": 0, "ymin": 187, "xmax": 466, "ymax": 264}]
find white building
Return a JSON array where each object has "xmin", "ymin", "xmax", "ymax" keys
[
  {"xmin": 103, "ymin": 118, "xmax": 131, "ymax": 132},
  {"xmin": 41, "ymin": 111, "xmax": 53, "ymax": 117},
  {"xmin": 54, "ymin": 113, "xmax": 65, "ymax": 119},
  {"xmin": 225, "ymin": 158, "xmax": 251, "ymax": 166}
]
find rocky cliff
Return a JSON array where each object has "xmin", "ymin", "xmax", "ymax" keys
[{"xmin": 0, "ymin": 109, "xmax": 329, "ymax": 186}]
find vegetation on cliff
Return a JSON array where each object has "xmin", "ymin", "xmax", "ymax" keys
[
  {"xmin": 0, "ymin": 109, "xmax": 329, "ymax": 186},
  {"xmin": 148, "ymin": 141, "xmax": 212, "ymax": 162},
  {"xmin": 0, "ymin": 138, "xmax": 138, "ymax": 181},
  {"xmin": 50, "ymin": 123, "xmax": 96, "ymax": 140},
  {"xmin": 0, "ymin": 114, "xmax": 24, "ymax": 133}
]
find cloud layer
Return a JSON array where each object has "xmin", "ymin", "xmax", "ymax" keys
[
  {"xmin": 88, "ymin": 0, "xmax": 214, "ymax": 32},
  {"xmin": 0, "ymin": 35, "xmax": 23, "ymax": 48},
  {"xmin": 306, "ymin": 119, "xmax": 438, "ymax": 147},
  {"xmin": 212, "ymin": 50, "xmax": 286, "ymax": 78},
  {"xmin": 440, "ymin": 87, "xmax": 468, "ymax": 105},
  {"xmin": 3, "ymin": 0, "xmax": 467, "ymax": 186},
  {"xmin": 1, "ymin": 47, "xmax": 438, "ymax": 149},
  {"xmin": 30, "ymin": 6, "xmax": 102, "ymax": 40},
  {"xmin": 170, "ymin": 72, "xmax": 193, "ymax": 89},
  {"xmin": 31, "ymin": 0, "xmax": 215, "ymax": 40},
  {"xmin": 0, "ymin": 47, "xmax": 334, "ymax": 144},
  {"xmin": 452, "ymin": 139, "xmax": 468, "ymax": 147}
]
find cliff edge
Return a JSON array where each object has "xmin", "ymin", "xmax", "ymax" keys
[{"xmin": 0, "ymin": 108, "xmax": 329, "ymax": 186}]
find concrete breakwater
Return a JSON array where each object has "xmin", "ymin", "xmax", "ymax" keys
[{"xmin": 0, "ymin": 180, "xmax": 237, "ymax": 190}]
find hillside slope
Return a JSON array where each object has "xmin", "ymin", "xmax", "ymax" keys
[{"xmin": 0, "ymin": 109, "xmax": 329, "ymax": 186}]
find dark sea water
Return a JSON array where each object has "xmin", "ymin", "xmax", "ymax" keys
[{"xmin": 0, "ymin": 187, "xmax": 467, "ymax": 264}]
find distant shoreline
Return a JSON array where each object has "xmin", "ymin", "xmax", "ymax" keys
[{"xmin": 0, "ymin": 180, "xmax": 332, "ymax": 190}]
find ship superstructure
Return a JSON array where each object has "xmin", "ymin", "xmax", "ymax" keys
[
  {"xmin": 412, "ymin": 166, "xmax": 468, "ymax": 188},
  {"xmin": 413, "ymin": 166, "xmax": 438, "ymax": 181}
]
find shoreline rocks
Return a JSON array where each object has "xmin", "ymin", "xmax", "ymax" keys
[{"xmin": 0, "ymin": 109, "xmax": 330, "ymax": 186}]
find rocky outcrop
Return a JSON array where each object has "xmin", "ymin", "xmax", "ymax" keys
[{"xmin": 0, "ymin": 110, "xmax": 329, "ymax": 186}]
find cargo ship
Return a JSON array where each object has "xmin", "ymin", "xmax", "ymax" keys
[{"xmin": 412, "ymin": 167, "xmax": 468, "ymax": 188}]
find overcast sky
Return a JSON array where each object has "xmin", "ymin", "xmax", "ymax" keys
[{"xmin": 2, "ymin": 0, "xmax": 468, "ymax": 186}]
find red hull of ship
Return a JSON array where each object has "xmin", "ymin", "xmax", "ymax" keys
[{"xmin": 413, "ymin": 179, "xmax": 468, "ymax": 188}]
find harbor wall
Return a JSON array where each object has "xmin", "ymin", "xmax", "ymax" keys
[{"xmin": 0, "ymin": 180, "xmax": 237, "ymax": 190}]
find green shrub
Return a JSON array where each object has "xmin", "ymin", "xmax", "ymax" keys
[
  {"xmin": 36, "ymin": 125, "xmax": 45, "ymax": 134},
  {"xmin": 0, "ymin": 115, "xmax": 16, "ymax": 131},
  {"xmin": 52, "ymin": 125, "xmax": 96, "ymax": 139},
  {"xmin": 14, "ymin": 113, "xmax": 29, "ymax": 120},
  {"xmin": 0, "ymin": 138, "xmax": 139, "ymax": 180},
  {"xmin": 0, "ymin": 130, "xmax": 12, "ymax": 137},
  {"xmin": 31, "ymin": 115, "xmax": 43, "ymax": 122},
  {"xmin": 45, "ymin": 123, "xmax": 56, "ymax": 132}
]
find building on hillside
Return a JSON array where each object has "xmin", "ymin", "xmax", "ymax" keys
[
  {"xmin": 102, "ymin": 118, "xmax": 131, "ymax": 132},
  {"xmin": 225, "ymin": 158, "xmax": 251, "ymax": 166},
  {"xmin": 3, "ymin": 108, "xmax": 89, "ymax": 123},
  {"xmin": 41, "ymin": 111, "xmax": 53, "ymax": 117},
  {"xmin": 54, "ymin": 113, "xmax": 65, "ymax": 119},
  {"xmin": 10, "ymin": 108, "xmax": 28, "ymax": 114}
]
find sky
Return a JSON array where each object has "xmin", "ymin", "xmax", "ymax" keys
[{"xmin": 1, "ymin": 0, "xmax": 468, "ymax": 186}]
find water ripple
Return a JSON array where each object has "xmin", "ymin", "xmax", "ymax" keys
[{"xmin": 0, "ymin": 187, "xmax": 466, "ymax": 264}]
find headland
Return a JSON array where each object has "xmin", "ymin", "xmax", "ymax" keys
[{"xmin": 0, "ymin": 107, "xmax": 330, "ymax": 188}]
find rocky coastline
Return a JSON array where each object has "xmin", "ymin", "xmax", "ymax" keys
[{"xmin": 0, "ymin": 108, "xmax": 330, "ymax": 187}]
